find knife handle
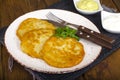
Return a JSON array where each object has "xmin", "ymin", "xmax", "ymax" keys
[
  {"xmin": 78, "ymin": 26, "xmax": 115, "ymax": 44},
  {"xmin": 67, "ymin": 22, "xmax": 115, "ymax": 44},
  {"xmin": 76, "ymin": 28, "xmax": 113, "ymax": 49}
]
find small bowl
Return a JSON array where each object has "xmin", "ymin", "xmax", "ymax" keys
[
  {"xmin": 73, "ymin": 0, "xmax": 103, "ymax": 15},
  {"xmin": 101, "ymin": 11, "xmax": 120, "ymax": 33}
]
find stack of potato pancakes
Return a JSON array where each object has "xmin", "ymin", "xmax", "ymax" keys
[{"xmin": 16, "ymin": 18, "xmax": 85, "ymax": 68}]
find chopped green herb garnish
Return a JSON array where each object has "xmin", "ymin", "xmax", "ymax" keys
[{"xmin": 54, "ymin": 26, "xmax": 80, "ymax": 40}]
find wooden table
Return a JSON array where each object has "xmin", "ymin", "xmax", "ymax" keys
[{"xmin": 0, "ymin": 0, "xmax": 120, "ymax": 80}]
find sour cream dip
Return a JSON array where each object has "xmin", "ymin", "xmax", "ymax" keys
[{"xmin": 102, "ymin": 14, "xmax": 120, "ymax": 33}]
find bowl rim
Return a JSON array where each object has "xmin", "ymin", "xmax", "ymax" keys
[{"xmin": 73, "ymin": 0, "xmax": 103, "ymax": 15}]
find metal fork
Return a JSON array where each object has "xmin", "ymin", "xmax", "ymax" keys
[
  {"xmin": 46, "ymin": 12, "xmax": 79, "ymax": 28},
  {"xmin": 46, "ymin": 12, "xmax": 115, "ymax": 49}
]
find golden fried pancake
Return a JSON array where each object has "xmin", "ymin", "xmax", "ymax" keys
[
  {"xmin": 21, "ymin": 29, "xmax": 54, "ymax": 58},
  {"xmin": 41, "ymin": 36, "xmax": 85, "ymax": 68},
  {"xmin": 16, "ymin": 18, "xmax": 55, "ymax": 40}
]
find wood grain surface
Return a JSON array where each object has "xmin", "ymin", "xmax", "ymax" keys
[{"xmin": 0, "ymin": 0, "xmax": 120, "ymax": 80}]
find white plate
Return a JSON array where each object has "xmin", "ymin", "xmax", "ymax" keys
[{"xmin": 5, "ymin": 9, "xmax": 102, "ymax": 74}]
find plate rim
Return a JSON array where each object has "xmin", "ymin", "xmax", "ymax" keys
[{"xmin": 4, "ymin": 9, "xmax": 102, "ymax": 74}]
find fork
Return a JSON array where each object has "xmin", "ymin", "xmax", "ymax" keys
[{"xmin": 46, "ymin": 12, "xmax": 115, "ymax": 49}]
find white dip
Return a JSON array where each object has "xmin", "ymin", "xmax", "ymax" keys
[{"xmin": 103, "ymin": 15, "xmax": 120, "ymax": 33}]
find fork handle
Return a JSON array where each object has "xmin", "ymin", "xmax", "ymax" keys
[{"xmin": 76, "ymin": 27, "xmax": 113, "ymax": 49}]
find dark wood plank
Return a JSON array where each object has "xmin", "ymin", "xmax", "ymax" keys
[
  {"xmin": 112, "ymin": 0, "xmax": 120, "ymax": 11},
  {"xmin": 101, "ymin": 0, "xmax": 119, "ymax": 12},
  {"xmin": 0, "ymin": 0, "xmax": 59, "ymax": 80},
  {"xmin": 0, "ymin": 45, "xmax": 3, "ymax": 80},
  {"xmin": 0, "ymin": 0, "xmax": 47, "ymax": 27},
  {"xmin": 45, "ymin": 0, "xmax": 60, "ymax": 6}
]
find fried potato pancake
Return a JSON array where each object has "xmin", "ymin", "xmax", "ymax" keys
[
  {"xmin": 21, "ymin": 29, "xmax": 54, "ymax": 58},
  {"xmin": 41, "ymin": 36, "xmax": 85, "ymax": 68},
  {"xmin": 16, "ymin": 18, "xmax": 55, "ymax": 40}
]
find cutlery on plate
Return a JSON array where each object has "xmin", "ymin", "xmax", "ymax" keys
[{"xmin": 46, "ymin": 12, "xmax": 115, "ymax": 49}]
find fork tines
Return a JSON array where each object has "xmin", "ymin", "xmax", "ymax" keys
[{"xmin": 46, "ymin": 12, "xmax": 64, "ymax": 23}]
